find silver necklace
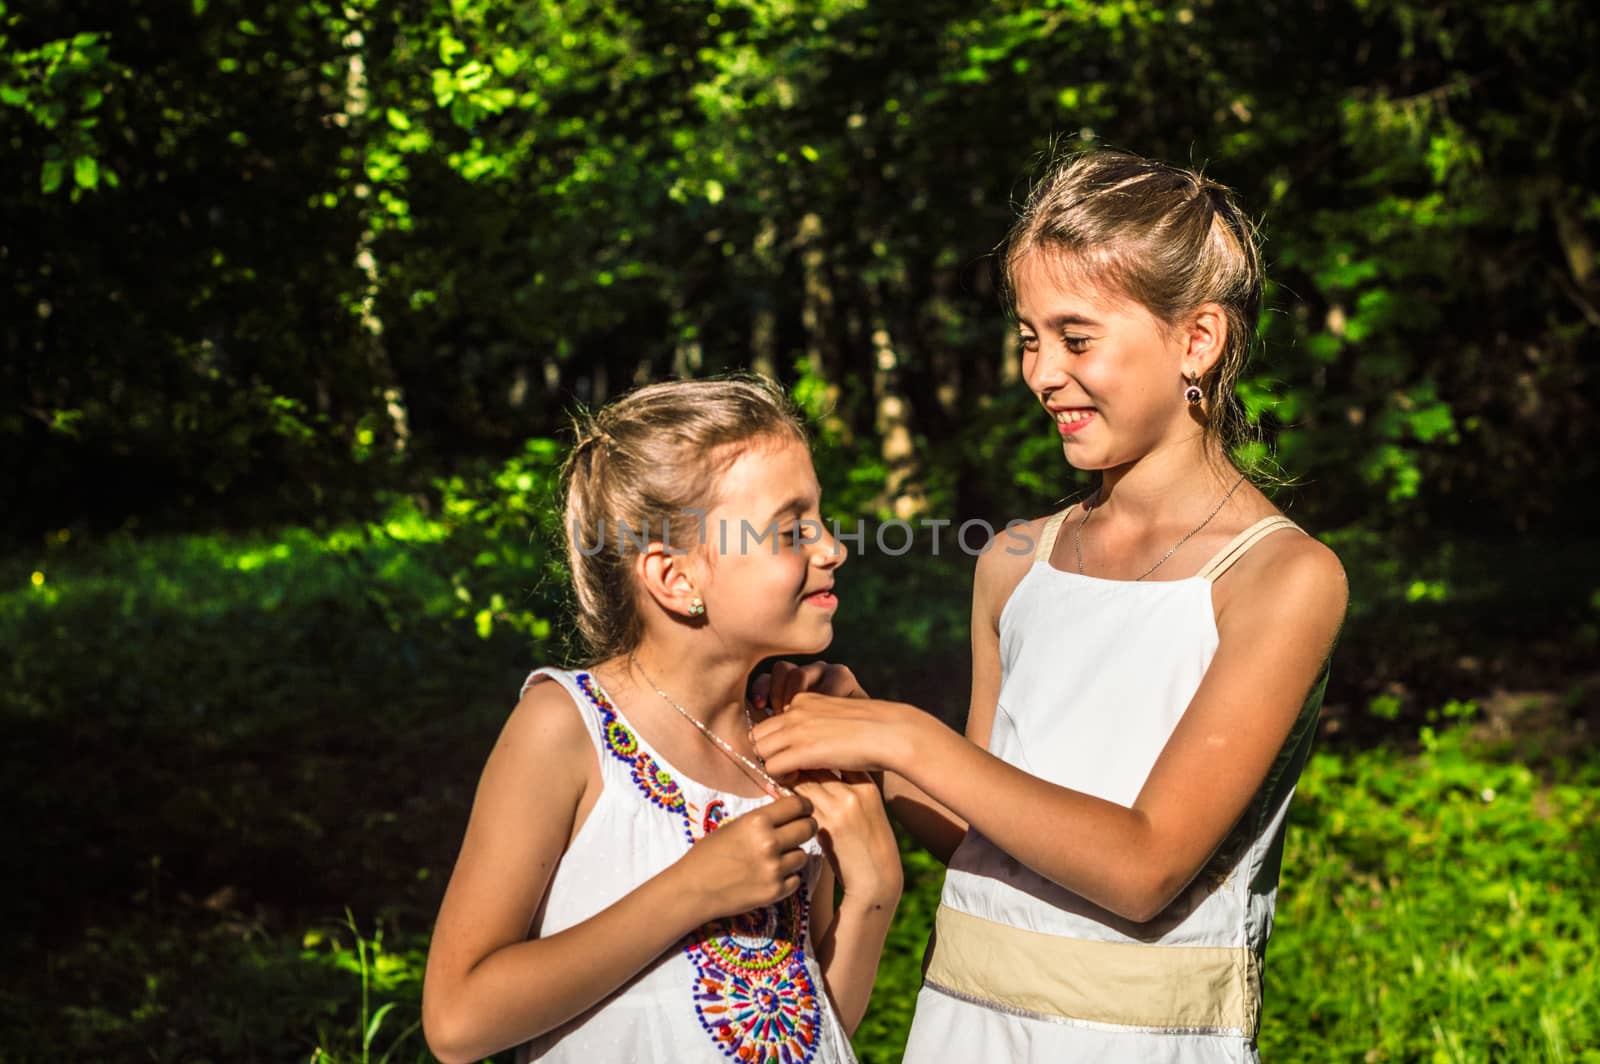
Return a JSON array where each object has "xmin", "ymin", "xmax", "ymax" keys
[
  {"xmin": 630, "ymin": 659, "xmax": 792, "ymax": 797},
  {"xmin": 1075, "ymin": 472, "xmax": 1248, "ymax": 581}
]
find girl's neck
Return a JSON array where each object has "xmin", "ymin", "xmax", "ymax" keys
[
  {"xmin": 1092, "ymin": 438, "xmax": 1238, "ymax": 522},
  {"xmin": 604, "ymin": 644, "xmax": 755, "ymax": 733}
]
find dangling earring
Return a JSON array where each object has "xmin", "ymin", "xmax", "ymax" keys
[
  {"xmin": 687, "ymin": 596, "xmax": 706, "ymax": 617},
  {"xmin": 1183, "ymin": 373, "xmax": 1204, "ymax": 406}
]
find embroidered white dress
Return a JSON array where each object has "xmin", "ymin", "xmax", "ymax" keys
[
  {"xmin": 513, "ymin": 667, "xmax": 858, "ymax": 1064},
  {"xmin": 903, "ymin": 513, "xmax": 1327, "ymax": 1063}
]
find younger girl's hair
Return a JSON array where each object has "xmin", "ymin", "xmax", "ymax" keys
[
  {"xmin": 560, "ymin": 375, "xmax": 808, "ymax": 662},
  {"xmin": 998, "ymin": 148, "xmax": 1266, "ymax": 462}
]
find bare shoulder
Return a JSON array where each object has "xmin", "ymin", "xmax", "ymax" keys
[
  {"xmin": 972, "ymin": 512, "xmax": 1057, "ymax": 625},
  {"xmin": 492, "ymin": 671, "xmax": 598, "ymax": 788},
  {"xmin": 1220, "ymin": 524, "xmax": 1349, "ymax": 633}
]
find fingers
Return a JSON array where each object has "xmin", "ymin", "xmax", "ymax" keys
[
  {"xmin": 816, "ymin": 664, "xmax": 864, "ymax": 699},
  {"xmin": 791, "ymin": 779, "xmax": 838, "ymax": 815},
  {"xmin": 772, "ymin": 662, "xmax": 856, "ymax": 713},
  {"xmin": 752, "ymin": 663, "xmax": 870, "ymax": 715},
  {"xmin": 773, "ymin": 662, "xmax": 817, "ymax": 714},
  {"xmin": 755, "ymin": 660, "xmax": 805, "ymax": 712},
  {"xmin": 760, "ymin": 748, "xmax": 805, "ymax": 779},
  {"xmin": 773, "ymin": 814, "xmax": 818, "ymax": 853},
  {"xmin": 759, "ymin": 793, "xmax": 814, "ymax": 826},
  {"xmin": 753, "ymin": 717, "xmax": 824, "ymax": 777},
  {"xmin": 793, "ymin": 777, "xmax": 870, "ymax": 835},
  {"xmin": 778, "ymin": 846, "xmax": 810, "ymax": 877},
  {"xmin": 748, "ymin": 711, "xmax": 785, "ymax": 756},
  {"xmin": 751, "ymin": 671, "xmax": 772, "ymax": 710}
]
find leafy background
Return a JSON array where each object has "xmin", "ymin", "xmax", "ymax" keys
[{"xmin": 3, "ymin": 0, "xmax": 1597, "ymax": 1060}]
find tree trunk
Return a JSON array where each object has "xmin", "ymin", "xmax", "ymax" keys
[
  {"xmin": 749, "ymin": 218, "xmax": 779, "ymax": 379},
  {"xmin": 342, "ymin": 14, "xmax": 410, "ymax": 454},
  {"xmin": 867, "ymin": 291, "xmax": 924, "ymax": 519},
  {"xmin": 796, "ymin": 212, "xmax": 847, "ymax": 437}
]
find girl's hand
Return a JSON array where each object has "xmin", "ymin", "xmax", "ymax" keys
[
  {"xmin": 751, "ymin": 694, "xmax": 915, "ymax": 777},
  {"xmin": 751, "ymin": 660, "xmax": 869, "ymax": 715},
  {"xmin": 794, "ymin": 772, "xmax": 903, "ymax": 907},
  {"xmin": 675, "ymin": 794, "xmax": 818, "ymax": 921}
]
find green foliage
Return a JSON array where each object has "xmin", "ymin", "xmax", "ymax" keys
[
  {"xmin": 1258, "ymin": 729, "xmax": 1600, "ymax": 1062},
  {"xmin": 5, "ymin": 2, "xmax": 1599, "ymax": 1059},
  {"xmin": 430, "ymin": 437, "xmax": 568, "ymax": 646},
  {"xmin": 304, "ymin": 913, "xmax": 428, "ymax": 1064},
  {"xmin": 5, "ymin": 510, "xmax": 1597, "ymax": 1060},
  {"xmin": 7, "ymin": 0, "xmax": 1598, "ymax": 538},
  {"xmin": 0, "ymin": 15, "xmax": 126, "ymax": 199}
]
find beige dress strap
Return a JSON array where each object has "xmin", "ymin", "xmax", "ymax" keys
[
  {"xmin": 1033, "ymin": 505, "xmax": 1077, "ymax": 563},
  {"xmin": 1197, "ymin": 515, "xmax": 1303, "ymax": 582}
]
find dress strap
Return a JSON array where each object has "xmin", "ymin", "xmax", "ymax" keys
[
  {"xmin": 1196, "ymin": 516, "xmax": 1303, "ymax": 583},
  {"xmin": 1033, "ymin": 505, "xmax": 1077, "ymax": 563}
]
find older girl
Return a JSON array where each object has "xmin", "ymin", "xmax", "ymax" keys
[{"xmin": 753, "ymin": 151, "xmax": 1348, "ymax": 1063}]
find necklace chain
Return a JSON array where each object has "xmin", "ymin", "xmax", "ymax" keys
[
  {"xmin": 631, "ymin": 659, "xmax": 792, "ymax": 798},
  {"xmin": 1074, "ymin": 472, "xmax": 1248, "ymax": 581}
]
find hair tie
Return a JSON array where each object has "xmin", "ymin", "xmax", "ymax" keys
[{"xmin": 575, "ymin": 427, "xmax": 614, "ymax": 456}]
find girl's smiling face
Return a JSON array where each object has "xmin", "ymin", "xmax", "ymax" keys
[
  {"xmin": 1014, "ymin": 250, "xmax": 1199, "ymax": 472},
  {"xmin": 692, "ymin": 434, "xmax": 845, "ymax": 660}
]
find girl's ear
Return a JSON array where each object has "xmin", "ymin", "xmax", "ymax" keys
[
  {"xmin": 635, "ymin": 544, "xmax": 704, "ymax": 619},
  {"xmin": 1181, "ymin": 303, "xmax": 1229, "ymax": 379}
]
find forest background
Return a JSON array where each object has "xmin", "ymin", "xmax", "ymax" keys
[{"xmin": 3, "ymin": 0, "xmax": 1597, "ymax": 1060}]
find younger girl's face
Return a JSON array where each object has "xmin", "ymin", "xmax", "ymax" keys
[
  {"xmin": 1014, "ymin": 251, "xmax": 1195, "ymax": 472},
  {"xmin": 694, "ymin": 435, "xmax": 845, "ymax": 660}
]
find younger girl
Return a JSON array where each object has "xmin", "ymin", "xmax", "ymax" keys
[
  {"xmin": 423, "ymin": 377, "xmax": 902, "ymax": 1064},
  {"xmin": 752, "ymin": 150, "xmax": 1348, "ymax": 1062}
]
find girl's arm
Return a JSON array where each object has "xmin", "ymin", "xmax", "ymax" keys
[
  {"xmin": 756, "ymin": 522, "xmax": 1038, "ymax": 864},
  {"xmin": 423, "ymin": 679, "xmax": 817, "ymax": 1064},
  {"xmin": 754, "ymin": 532, "xmax": 1347, "ymax": 924},
  {"xmin": 886, "ymin": 518, "xmax": 1044, "ymax": 860},
  {"xmin": 758, "ymin": 521, "xmax": 1036, "ymax": 864},
  {"xmin": 797, "ymin": 772, "xmax": 903, "ymax": 1034}
]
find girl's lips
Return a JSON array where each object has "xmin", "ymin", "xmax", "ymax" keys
[
  {"xmin": 803, "ymin": 590, "xmax": 838, "ymax": 608},
  {"xmin": 1055, "ymin": 410, "xmax": 1096, "ymax": 436}
]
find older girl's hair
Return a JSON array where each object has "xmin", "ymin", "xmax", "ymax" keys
[
  {"xmin": 999, "ymin": 148, "xmax": 1265, "ymax": 461},
  {"xmin": 560, "ymin": 375, "xmax": 808, "ymax": 662}
]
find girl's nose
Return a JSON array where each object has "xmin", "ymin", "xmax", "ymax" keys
[
  {"xmin": 813, "ymin": 523, "xmax": 847, "ymax": 567},
  {"xmin": 1025, "ymin": 346, "xmax": 1071, "ymax": 394}
]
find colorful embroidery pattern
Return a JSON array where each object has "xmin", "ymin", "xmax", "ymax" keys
[
  {"xmin": 632, "ymin": 757, "xmax": 684, "ymax": 811},
  {"xmin": 573, "ymin": 672, "xmax": 822, "ymax": 1064},
  {"xmin": 577, "ymin": 671, "xmax": 691, "ymax": 837},
  {"xmin": 688, "ymin": 888, "xmax": 819, "ymax": 1064}
]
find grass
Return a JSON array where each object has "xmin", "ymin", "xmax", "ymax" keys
[
  {"xmin": 1259, "ymin": 729, "xmax": 1600, "ymax": 1062},
  {"xmin": 3, "ymin": 498, "xmax": 1597, "ymax": 1062}
]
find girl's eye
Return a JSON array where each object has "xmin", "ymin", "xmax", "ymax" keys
[
  {"xmin": 1064, "ymin": 335, "xmax": 1091, "ymax": 354},
  {"xmin": 1018, "ymin": 332, "xmax": 1038, "ymax": 351}
]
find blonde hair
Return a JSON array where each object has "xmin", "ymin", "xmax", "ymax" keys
[
  {"xmin": 560, "ymin": 376, "xmax": 808, "ymax": 662},
  {"xmin": 999, "ymin": 148, "xmax": 1265, "ymax": 460}
]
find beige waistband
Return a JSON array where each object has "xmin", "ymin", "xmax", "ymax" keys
[{"xmin": 923, "ymin": 904, "xmax": 1260, "ymax": 1036}]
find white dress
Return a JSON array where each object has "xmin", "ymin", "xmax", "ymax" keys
[
  {"xmin": 514, "ymin": 667, "xmax": 858, "ymax": 1064},
  {"xmin": 902, "ymin": 512, "xmax": 1326, "ymax": 1063}
]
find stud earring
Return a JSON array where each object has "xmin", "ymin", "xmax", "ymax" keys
[
  {"xmin": 1184, "ymin": 374, "xmax": 1204, "ymax": 406},
  {"xmin": 687, "ymin": 596, "xmax": 706, "ymax": 617}
]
